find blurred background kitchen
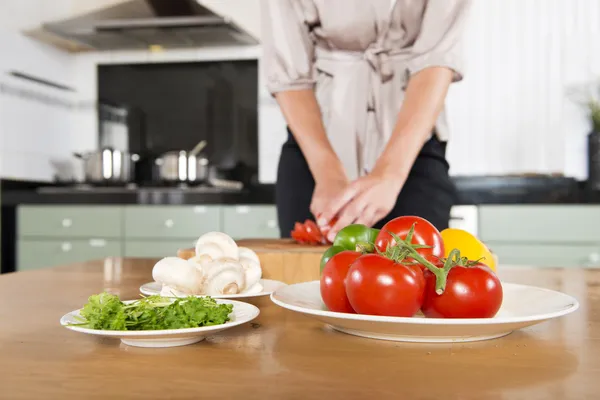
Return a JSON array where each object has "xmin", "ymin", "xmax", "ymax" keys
[{"xmin": 1, "ymin": 0, "xmax": 599, "ymax": 273}]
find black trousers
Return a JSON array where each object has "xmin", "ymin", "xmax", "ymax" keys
[{"xmin": 275, "ymin": 129, "xmax": 456, "ymax": 238}]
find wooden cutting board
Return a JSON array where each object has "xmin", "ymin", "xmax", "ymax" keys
[
  {"xmin": 238, "ymin": 239, "xmax": 326, "ymax": 284},
  {"xmin": 178, "ymin": 239, "xmax": 327, "ymax": 285}
]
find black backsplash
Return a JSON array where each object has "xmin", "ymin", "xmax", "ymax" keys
[{"xmin": 98, "ymin": 60, "xmax": 258, "ymax": 182}]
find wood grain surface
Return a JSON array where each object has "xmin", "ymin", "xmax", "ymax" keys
[
  {"xmin": 181, "ymin": 239, "xmax": 326, "ymax": 284},
  {"xmin": 0, "ymin": 255, "xmax": 596, "ymax": 399}
]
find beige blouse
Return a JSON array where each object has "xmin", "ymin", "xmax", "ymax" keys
[{"xmin": 261, "ymin": 0, "xmax": 472, "ymax": 180}]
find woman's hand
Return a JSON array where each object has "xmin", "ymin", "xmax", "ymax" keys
[
  {"xmin": 318, "ymin": 171, "xmax": 405, "ymax": 242},
  {"xmin": 310, "ymin": 168, "xmax": 350, "ymax": 221}
]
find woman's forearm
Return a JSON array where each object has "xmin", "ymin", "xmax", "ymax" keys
[
  {"xmin": 274, "ymin": 89, "xmax": 346, "ymax": 183},
  {"xmin": 371, "ymin": 67, "xmax": 454, "ymax": 188}
]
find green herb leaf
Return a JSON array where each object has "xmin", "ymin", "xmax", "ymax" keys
[{"xmin": 71, "ymin": 293, "xmax": 233, "ymax": 331}]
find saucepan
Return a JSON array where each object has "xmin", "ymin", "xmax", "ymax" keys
[
  {"xmin": 74, "ymin": 148, "xmax": 139, "ymax": 183},
  {"xmin": 154, "ymin": 140, "xmax": 209, "ymax": 184}
]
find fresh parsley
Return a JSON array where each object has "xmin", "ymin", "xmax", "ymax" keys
[{"xmin": 70, "ymin": 292, "xmax": 233, "ymax": 331}]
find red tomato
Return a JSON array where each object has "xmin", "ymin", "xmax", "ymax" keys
[
  {"xmin": 375, "ymin": 216, "xmax": 445, "ymax": 260},
  {"xmin": 291, "ymin": 229, "xmax": 306, "ymax": 244},
  {"xmin": 345, "ymin": 254, "xmax": 425, "ymax": 317},
  {"xmin": 291, "ymin": 223, "xmax": 308, "ymax": 244},
  {"xmin": 294, "ymin": 222, "xmax": 319, "ymax": 245},
  {"xmin": 304, "ymin": 219, "xmax": 325, "ymax": 244},
  {"xmin": 421, "ymin": 263, "xmax": 503, "ymax": 318},
  {"xmin": 320, "ymin": 250, "xmax": 362, "ymax": 313}
]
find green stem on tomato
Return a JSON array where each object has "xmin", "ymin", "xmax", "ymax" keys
[
  {"xmin": 355, "ymin": 241, "xmax": 375, "ymax": 254},
  {"xmin": 386, "ymin": 228, "xmax": 453, "ymax": 294}
]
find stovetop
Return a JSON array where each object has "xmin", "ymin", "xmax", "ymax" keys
[{"xmin": 37, "ymin": 182, "xmax": 244, "ymax": 194}]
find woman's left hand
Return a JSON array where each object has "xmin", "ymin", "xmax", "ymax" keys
[{"xmin": 318, "ymin": 172, "xmax": 404, "ymax": 242}]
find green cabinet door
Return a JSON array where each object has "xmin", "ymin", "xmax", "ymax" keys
[
  {"xmin": 222, "ymin": 205, "xmax": 279, "ymax": 239},
  {"xmin": 17, "ymin": 239, "xmax": 122, "ymax": 271},
  {"xmin": 485, "ymin": 242, "xmax": 600, "ymax": 268},
  {"xmin": 124, "ymin": 240, "xmax": 197, "ymax": 258},
  {"xmin": 479, "ymin": 205, "xmax": 600, "ymax": 244},
  {"xmin": 124, "ymin": 206, "xmax": 221, "ymax": 239},
  {"xmin": 18, "ymin": 206, "xmax": 122, "ymax": 238}
]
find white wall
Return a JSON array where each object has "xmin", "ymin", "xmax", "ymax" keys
[
  {"xmin": 446, "ymin": 0, "xmax": 600, "ymax": 179},
  {"xmin": 1, "ymin": 0, "xmax": 598, "ymax": 182},
  {"xmin": 0, "ymin": 30, "xmax": 83, "ymax": 181},
  {"xmin": 0, "ymin": 0, "xmax": 81, "ymax": 181}
]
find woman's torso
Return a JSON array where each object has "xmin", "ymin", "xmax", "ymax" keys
[
  {"xmin": 265, "ymin": 0, "xmax": 469, "ymax": 179},
  {"xmin": 298, "ymin": 0, "xmax": 426, "ymax": 53}
]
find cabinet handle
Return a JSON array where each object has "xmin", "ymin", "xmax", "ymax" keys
[
  {"xmin": 164, "ymin": 219, "xmax": 175, "ymax": 228},
  {"xmin": 583, "ymin": 252, "xmax": 600, "ymax": 267},
  {"xmin": 61, "ymin": 242, "xmax": 72, "ymax": 252},
  {"xmin": 266, "ymin": 219, "xmax": 277, "ymax": 229},
  {"xmin": 89, "ymin": 239, "xmax": 107, "ymax": 248},
  {"xmin": 62, "ymin": 218, "xmax": 73, "ymax": 228},
  {"xmin": 236, "ymin": 206, "xmax": 250, "ymax": 214}
]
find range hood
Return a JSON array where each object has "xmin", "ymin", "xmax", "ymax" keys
[{"xmin": 33, "ymin": 0, "xmax": 258, "ymax": 52}]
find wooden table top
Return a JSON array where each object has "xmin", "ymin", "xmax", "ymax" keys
[{"xmin": 0, "ymin": 258, "xmax": 597, "ymax": 400}]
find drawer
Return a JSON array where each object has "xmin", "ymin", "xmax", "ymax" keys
[
  {"xmin": 222, "ymin": 205, "xmax": 279, "ymax": 239},
  {"xmin": 485, "ymin": 242, "xmax": 600, "ymax": 268},
  {"xmin": 124, "ymin": 240, "xmax": 196, "ymax": 258},
  {"xmin": 18, "ymin": 206, "xmax": 122, "ymax": 238},
  {"xmin": 124, "ymin": 206, "xmax": 221, "ymax": 239},
  {"xmin": 17, "ymin": 239, "xmax": 122, "ymax": 271},
  {"xmin": 479, "ymin": 205, "xmax": 600, "ymax": 243}
]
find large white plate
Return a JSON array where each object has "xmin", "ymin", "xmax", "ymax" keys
[
  {"xmin": 140, "ymin": 279, "xmax": 287, "ymax": 299},
  {"xmin": 60, "ymin": 299, "xmax": 260, "ymax": 348},
  {"xmin": 270, "ymin": 281, "xmax": 579, "ymax": 343}
]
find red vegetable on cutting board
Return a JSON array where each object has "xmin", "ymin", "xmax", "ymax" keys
[{"xmin": 290, "ymin": 216, "xmax": 337, "ymax": 245}]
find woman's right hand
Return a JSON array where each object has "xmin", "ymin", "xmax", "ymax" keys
[{"xmin": 310, "ymin": 169, "xmax": 349, "ymax": 224}]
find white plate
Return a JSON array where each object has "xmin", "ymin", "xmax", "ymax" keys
[
  {"xmin": 270, "ymin": 281, "xmax": 579, "ymax": 343},
  {"xmin": 139, "ymin": 279, "xmax": 287, "ymax": 299},
  {"xmin": 60, "ymin": 299, "xmax": 260, "ymax": 348}
]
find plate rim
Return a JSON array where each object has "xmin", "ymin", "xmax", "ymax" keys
[
  {"xmin": 139, "ymin": 278, "xmax": 287, "ymax": 298},
  {"xmin": 270, "ymin": 280, "xmax": 579, "ymax": 325},
  {"xmin": 60, "ymin": 298, "xmax": 260, "ymax": 336}
]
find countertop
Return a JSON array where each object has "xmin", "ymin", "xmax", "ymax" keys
[
  {"xmin": 0, "ymin": 258, "xmax": 595, "ymax": 399},
  {"xmin": 2, "ymin": 176, "xmax": 598, "ymax": 205}
]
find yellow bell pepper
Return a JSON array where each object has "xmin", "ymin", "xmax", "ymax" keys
[{"xmin": 440, "ymin": 228, "xmax": 496, "ymax": 271}]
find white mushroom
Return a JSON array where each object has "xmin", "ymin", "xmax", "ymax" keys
[
  {"xmin": 202, "ymin": 259, "xmax": 246, "ymax": 295},
  {"xmin": 152, "ymin": 257, "xmax": 206, "ymax": 295},
  {"xmin": 239, "ymin": 258, "xmax": 262, "ymax": 292},
  {"xmin": 238, "ymin": 247, "xmax": 261, "ymax": 265},
  {"xmin": 195, "ymin": 232, "xmax": 239, "ymax": 262},
  {"xmin": 187, "ymin": 254, "xmax": 213, "ymax": 269},
  {"xmin": 238, "ymin": 247, "xmax": 262, "ymax": 292}
]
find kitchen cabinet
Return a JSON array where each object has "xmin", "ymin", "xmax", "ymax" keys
[
  {"xmin": 479, "ymin": 205, "xmax": 600, "ymax": 268},
  {"xmin": 124, "ymin": 240, "xmax": 196, "ymax": 258},
  {"xmin": 124, "ymin": 206, "xmax": 221, "ymax": 239},
  {"xmin": 222, "ymin": 205, "xmax": 279, "ymax": 239},
  {"xmin": 479, "ymin": 205, "xmax": 600, "ymax": 243},
  {"xmin": 484, "ymin": 243, "xmax": 600, "ymax": 268},
  {"xmin": 17, "ymin": 239, "xmax": 122, "ymax": 271},
  {"xmin": 18, "ymin": 206, "xmax": 122, "ymax": 238},
  {"xmin": 16, "ymin": 204, "xmax": 280, "ymax": 269}
]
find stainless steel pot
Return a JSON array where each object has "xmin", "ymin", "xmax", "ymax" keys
[
  {"xmin": 155, "ymin": 151, "xmax": 209, "ymax": 184},
  {"xmin": 74, "ymin": 149, "xmax": 139, "ymax": 183}
]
